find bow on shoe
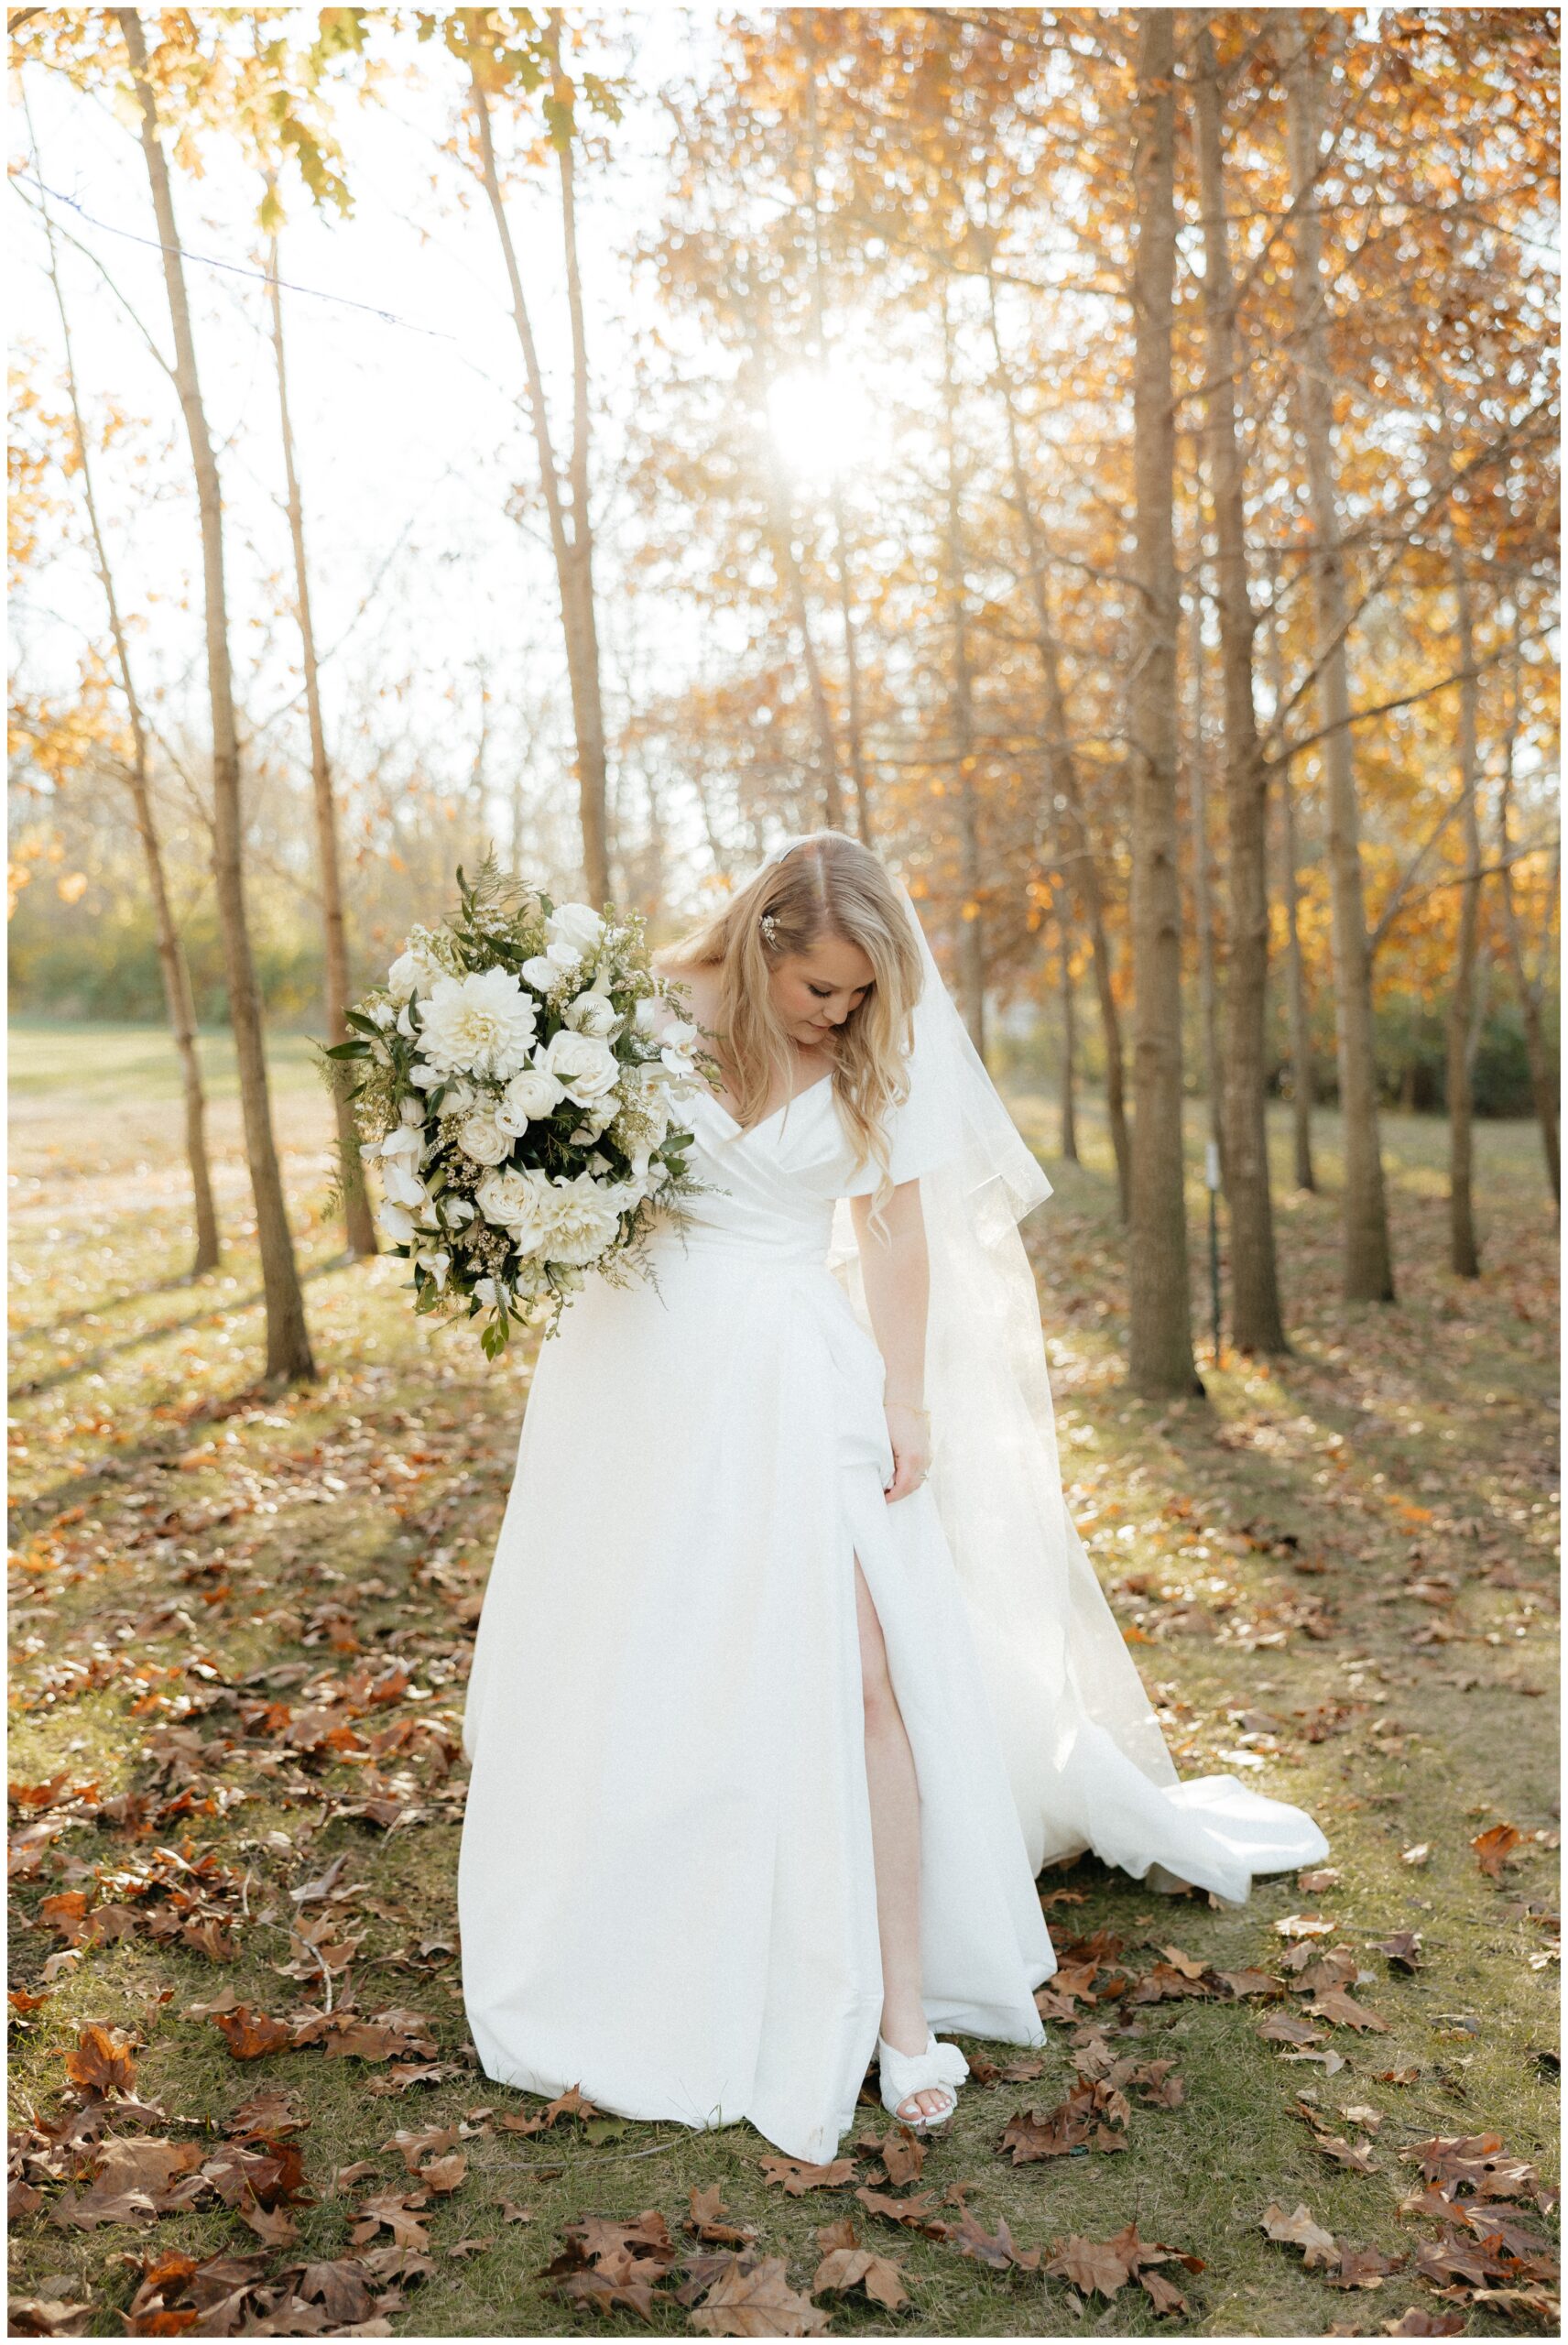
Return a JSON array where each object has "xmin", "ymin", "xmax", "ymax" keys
[{"xmin": 876, "ymin": 2031, "xmax": 970, "ymax": 2127}]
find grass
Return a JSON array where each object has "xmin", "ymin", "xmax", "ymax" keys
[{"xmin": 7, "ymin": 1021, "xmax": 1560, "ymax": 2337}]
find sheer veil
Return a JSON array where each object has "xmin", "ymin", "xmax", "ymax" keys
[{"xmin": 758, "ymin": 834, "xmax": 1328, "ymax": 1903}]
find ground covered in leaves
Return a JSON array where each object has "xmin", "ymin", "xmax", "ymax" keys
[{"xmin": 7, "ymin": 1024, "xmax": 1561, "ymax": 2338}]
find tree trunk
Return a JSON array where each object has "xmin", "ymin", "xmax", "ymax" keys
[
  {"xmin": 471, "ymin": 34, "xmax": 610, "ymax": 904},
  {"xmin": 1497, "ymin": 617, "xmax": 1560, "ymax": 1205},
  {"xmin": 1195, "ymin": 15, "xmax": 1287, "ymax": 1349},
  {"xmin": 1267, "ymin": 561, "xmax": 1317, "ymax": 1190},
  {"xmin": 35, "ymin": 122, "xmax": 220, "ymax": 1278},
  {"xmin": 1127, "ymin": 8, "xmax": 1199, "ymax": 1397},
  {"xmin": 764, "ymin": 479, "xmax": 846, "ymax": 830},
  {"xmin": 1056, "ymin": 895, "xmax": 1079, "ymax": 1163},
  {"xmin": 1188, "ymin": 581, "xmax": 1223, "ymax": 1153},
  {"xmin": 985, "ymin": 270, "xmax": 1131, "ymax": 1215},
  {"xmin": 940, "ymin": 284, "xmax": 985, "ymax": 1053},
  {"xmin": 830, "ymin": 476, "xmax": 872, "ymax": 841},
  {"xmin": 1285, "ymin": 10, "xmax": 1395, "ymax": 1302},
  {"xmin": 802, "ymin": 59, "xmax": 871, "ymax": 841},
  {"xmin": 118, "ymin": 8, "xmax": 314, "ymax": 1382},
  {"xmin": 267, "ymin": 220, "xmax": 376, "ymax": 1261},
  {"xmin": 1444, "ymin": 528, "xmax": 1483, "ymax": 1276}
]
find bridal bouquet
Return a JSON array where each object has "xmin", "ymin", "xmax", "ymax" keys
[{"xmin": 328, "ymin": 856, "xmax": 702, "ymax": 1358}]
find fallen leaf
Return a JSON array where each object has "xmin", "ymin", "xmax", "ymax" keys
[
  {"xmin": 759, "ymin": 2155, "xmax": 857, "ymax": 2196},
  {"xmin": 811, "ymin": 2244, "xmax": 909, "ymax": 2308},
  {"xmin": 210, "ymin": 2006, "xmax": 296, "ymax": 2061},
  {"xmin": 1472, "ymin": 1823, "xmax": 1522, "ymax": 1880},
  {"xmin": 62, "ymin": 2023, "xmax": 137, "ymax": 2098},
  {"xmin": 689, "ymin": 2254, "xmax": 829, "ymax": 2336},
  {"xmin": 1262, "ymin": 2200, "xmax": 1339, "ymax": 2268}
]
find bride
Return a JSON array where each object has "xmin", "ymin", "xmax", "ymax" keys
[{"xmin": 458, "ymin": 830, "xmax": 1326, "ymax": 2158}]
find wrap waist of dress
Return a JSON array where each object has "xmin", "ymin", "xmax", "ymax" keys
[{"xmin": 645, "ymin": 1202, "xmax": 835, "ymax": 1270}]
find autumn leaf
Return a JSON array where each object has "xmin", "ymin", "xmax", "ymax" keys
[
  {"xmin": 688, "ymin": 2254, "xmax": 829, "ymax": 2336},
  {"xmin": 758, "ymin": 2154, "xmax": 858, "ymax": 2195},
  {"xmin": 686, "ymin": 2185, "xmax": 757, "ymax": 2247},
  {"xmin": 1472, "ymin": 1822, "xmax": 1522, "ymax": 1879},
  {"xmin": 949, "ymin": 2204, "xmax": 1040, "ymax": 2270},
  {"xmin": 1262, "ymin": 2200, "xmax": 1339, "ymax": 2268},
  {"xmin": 62, "ymin": 2022, "xmax": 137, "ymax": 2097},
  {"xmin": 1046, "ymin": 2233, "xmax": 1134, "ymax": 2296},
  {"xmin": 210, "ymin": 2005, "xmax": 297, "ymax": 2060},
  {"xmin": 812, "ymin": 2243, "xmax": 910, "ymax": 2308}
]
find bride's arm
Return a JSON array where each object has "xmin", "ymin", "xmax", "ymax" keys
[{"xmin": 850, "ymin": 1179, "xmax": 932, "ymax": 1504}]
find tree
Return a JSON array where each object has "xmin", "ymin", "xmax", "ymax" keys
[
  {"xmin": 263, "ymin": 203, "xmax": 377, "ymax": 1260},
  {"xmin": 1193, "ymin": 13, "xmax": 1286, "ymax": 1351},
  {"xmin": 1283, "ymin": 9, "xmax": 1395, "ymax": 1303},
  {"xmin": 1497, "ymin": 613, "xmax": 1560, "ymax": 1208},
  {"xmin": 23, "ymin": 115, "xmax": 220, "ymax": 1281},
  {"xmin": 1127, "ymin": 7, "xmax": 1198, "ymax": 1398},
  {"xmin": 115, "ymin": 6, "xmax": 315, "ymax": 1382},
  {"xmin": 440, "ymin": 8, "xmax": 615, "ymax": 905}
]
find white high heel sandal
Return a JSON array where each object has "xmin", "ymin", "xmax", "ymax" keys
[{"xmin": 876, "ymin": 2030, "xmax": 970, "ymax": 2130}]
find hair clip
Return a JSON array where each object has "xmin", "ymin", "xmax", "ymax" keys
[{"xmin": 759, "ymin": 911, "xmax": 780, "ymax": 947}]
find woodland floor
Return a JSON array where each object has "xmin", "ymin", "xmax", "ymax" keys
[{"xmin": 7, "ymin": 1021, "xmax": 1561, "ymax": 2340}]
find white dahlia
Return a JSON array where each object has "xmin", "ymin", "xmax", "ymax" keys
[{"xmin": 417, "ymin": 969, "xmax": 538, "ymax": 1079}]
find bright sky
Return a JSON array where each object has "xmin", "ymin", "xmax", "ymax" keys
[{"xmin": 10, "ymin": 7, "xmax": 779, "ymax": 897}]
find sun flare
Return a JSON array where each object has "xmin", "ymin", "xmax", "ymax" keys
[{"xmin": 765, "ymin": 364, "xmax": 876, "ymax": 486}]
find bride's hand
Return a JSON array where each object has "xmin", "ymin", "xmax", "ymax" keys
[{"xmin": 883, "ymin": 1402, "xmax": 931, "ymax": 1503}]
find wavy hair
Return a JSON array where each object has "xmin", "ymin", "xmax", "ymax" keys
[{"xmin": 664, "ymin": 832, "xmax": 924, "ymax": 1204}]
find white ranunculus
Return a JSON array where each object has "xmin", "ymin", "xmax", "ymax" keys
[
  {"xmin": 495, "ymin": 1063, "xmax": 566, "ymax": 1135},
  {"xmin": 547, "ymin": 902, "xmax": 604, "ymax": 963},
  {"xmin": 457, "ymin": 1111, "xmax": 512, "ymax": 1167},
  {"xmin": 475, "ymin": 1166, "xmax": 554, "ymax": 1249},
  {"xmin": 387, "ymin": 937, "xmax": 447, "ymax": 1003},
  {"xmin": 563, "ymin": 988, "xmax": 620, "ymax": 1040},
  {"xmin": 539, "ymin": 1028, "xmax": 621, "ymax": 1108},
  {"xmin": 542, "ymin": 1171, "xmax": 624, "ymax": 1267},
  {"xmin": 417, "ymin": 968, "xmax": 538, "ymax": 1079}
]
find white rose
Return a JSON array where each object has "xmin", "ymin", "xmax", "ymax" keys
[
  {"xmin": 520, "ymin": 954, "xmax": 564, "ymax": 994},
  {"xmin": 546, "ymin": 902, "xmax": 604, "ymax": 963},
  {"xmin": 457, "ymin": 1112, "xmax": 511, "ymax": 1167},
  {"xmin": 408, "ymin": 1060, "xmax": 442, "ymax": 1088},
  {"xmin": 495, "ymin": 1063, "xmax": 566, "ymax": 1134},
  {"xmin": 475, "ymin": 1166, "xmax": 554, "ymax": 1249},
  {"xmin": 539, "ymin": 1028, "xmax": 621, "ymax": 1108},
  {"xmin": 441, "ymin": 1195, "xmax": 475, "ymax": 1228},
  {"xmin": 417, "ymin": 968, "xmax": 539, "ymax": 1079},
  {"xmin": 563, "ymin": 989, "xmax": 621, "ymax": 1040},
  {"xmin": 387, "ymin": 938, "xmax": 446, "ymax": 1003}
]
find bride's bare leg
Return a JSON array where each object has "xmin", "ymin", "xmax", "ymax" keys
[{"xmin": 854, "ymin": 1558, "xmax": 948, "ymax": 2123}]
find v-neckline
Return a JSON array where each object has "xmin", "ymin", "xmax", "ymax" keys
[{"xmin": 701, "ymin": 1072, "xmax": 835, "ymax": 1140}]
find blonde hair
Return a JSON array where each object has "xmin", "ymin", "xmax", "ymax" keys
[{"xmin": 665, "ymin": 832, "xmax": 924, "ymax": 1200}]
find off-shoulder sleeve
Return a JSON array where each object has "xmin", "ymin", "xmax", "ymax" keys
[{"xmin": 839, "ymin": 1065, "xmax": 962, "ymax": 1194}]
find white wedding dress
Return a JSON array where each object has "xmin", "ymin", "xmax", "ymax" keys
[{"xmin": 459, "ymin": 880, "xmax": 1327, "ymax": 2165}]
